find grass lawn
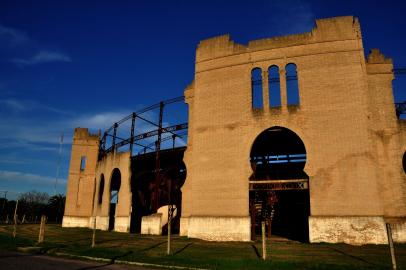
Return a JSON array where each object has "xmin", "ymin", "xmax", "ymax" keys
[{"xmin": 0, "ymin": 224, "xmax": 405, "ymax": 269}]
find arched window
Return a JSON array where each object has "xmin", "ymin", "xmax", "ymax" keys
[
  {"xmin": 98, "ymin": 174, "xmax": 105, "ymax": 204},
  {"xmin": 251, "ymin": 68, "xmax": 263, "ymax": 109},
  {"xmin": 268, "ymin": 65, "xmax": 281, "ymax": 107},
  {"xmin": 110, "ymin": 169, "xmax": 121, "ymax": 204},
  {"xmin": 286, "ymin": 63, "xmax": 300, "ymax": 106},
  {"xmin": 109, "ymin": 168, "xmax": 121, "ymax": 231},
  {"xmin": 403, "ymin": 151, "xmax": 406, "ymax": 174}
]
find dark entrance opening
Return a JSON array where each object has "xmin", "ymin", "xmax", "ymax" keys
[
  {"xmin": 249, "ymin": 126, "xmax": 310, "ymax": 242},
  {"xmin": 130, "ymin": 147, "xmax": 186, "ymax": 233},
  {"xmin": 109, "ymin": 168, "xmax": 121, "ymax": 231}
]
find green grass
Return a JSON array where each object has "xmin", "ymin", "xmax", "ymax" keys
[{"xmin": 0, "ymin": 224, "xmax": 405, "ymax": 270}]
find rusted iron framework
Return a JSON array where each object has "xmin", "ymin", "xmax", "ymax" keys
[
  {"xmin": 99, "ymin": 96, "xmax": 188, "ymax": 158},
  {"xmin": 394, "ymin": 68, "xmax": 406, "ymax": 119}
]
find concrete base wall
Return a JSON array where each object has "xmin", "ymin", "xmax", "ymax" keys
[
  {"xmin": 186, "ymin": 216, "xmax": 251, "ymax": 241},
  {"xmin": 95, "ymin": 216, "xmax": 109, "ymax": 230},
  {"xmin": 141, "ymin": 214, "xmax": 162, "ymax": 235},
  {"xmin": 308, "ymin": 216, "xmax": 406, "ymax": 245},
  {"xmin": 114, "ymin": 216, "xmax": 130, "ymax": 232},
  {"xmin": 389, "ymin": 219, "xmax": 406, "ymax": 243},
  {"xmin": 62, "ymin": 216, "xmax": 90, "ymax": 228},
  {"xmin": 180, "ymin": 217, "xmax": 189, "ymax": 236}
]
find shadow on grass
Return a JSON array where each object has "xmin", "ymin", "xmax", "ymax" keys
[
  {"xmin": 173, "ymin": 242, "xmax": 193, "ymax": 255},
  {"xmin": 328, "ymin": 247, "xmax": 378, "ymax": 267},
  {"xmin": 251, "ymin": 245, "xmax": 261, "ymax": 259},
  {"xmin": 75, "ymin": 251, "xmax": 133, "ymax": 270},
  {"xmin": 139, "ymin": 241, "xmax": 166, "ymax": 252},
  {"xmin": 64, "ymin": 238, "xmax": 92, "ymax": 244},
  {"xmin": 92, "ymin": 238, "xmax": 136, "ymax": 246}
]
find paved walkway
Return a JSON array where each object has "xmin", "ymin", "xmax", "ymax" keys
[{"xmin": 0, "ymin": 250, "xmax": 156, "ymax": 270}]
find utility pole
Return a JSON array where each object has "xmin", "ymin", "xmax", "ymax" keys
[
  {"xmin": 54, "ymin": 134, "xmax": 64, "ymax": 196},
  {"xmin": 167, "ymin": 179, "xmax": 172, "ymax": 255},
  {"xmin": 91, "ymin": 176, "xmax": 97, "ymax": 248},
  {"xmin": 13, "ymin": 199, "xmax": 19, "ymax": 238},
  {"xmin": 153, "ymin": 102, "xmax": 164, "ymax": 212},
  {"xmin": 386, "ymin": 223, "xmax": 397, "ymax": 270}
]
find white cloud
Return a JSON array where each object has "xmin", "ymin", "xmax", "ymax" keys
[
  {"xmin": 0, "ymin": 170, "xmax": 63, "ymax": 185},
  {"xmin": 0, "ymin": 98, "xmax": 71, "ymax": 114},
  {"xmin": 0, "ymin": 24, "xmax": 71, "ymax": 67},
  {"xmin": 71, "ymin": 111, "xmax": 129, "ymax": 130},
  {"xmin": 0, "ymin": 170, "xmax": 66, "ymax": 196},
  {"xmin": 12, "ymin": 51, "xmax": 71, "ymax": 66},
  {"xmin": 0, "ymin": 154, "xmax": 54, "ymax": 165},
  {"xmin": 0, "ymin": 99, "xmax": 132, "ymax": 147},
  {"xmin": 0, "ymin": 98, "xmax": 26, "ymax": 111},
  {"xmin": 0, "ymin": 24, "xmax": 29, "ymax": 46}
]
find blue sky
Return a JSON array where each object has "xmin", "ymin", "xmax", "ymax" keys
[{"xmin": 0, "ymin": 0, "xmax": 405, "ymax": 199}]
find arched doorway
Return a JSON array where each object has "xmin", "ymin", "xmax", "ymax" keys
[
  {"xmin": 109, "ymin": 168, "xmax": 121, "ymax": 231},
  {"xmin": 249, "ymin": 126, "xmax": 309, "ymax": 242}
]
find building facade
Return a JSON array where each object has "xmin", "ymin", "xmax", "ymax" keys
[{"xmin": 63, "ymin": 16, "xmax": 406, "ymax": 245}]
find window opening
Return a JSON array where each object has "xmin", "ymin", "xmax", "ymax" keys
[
  {"xmin": 251, "ymin": 68, "xmax": 263, "ymax": 109},
  {"xmin": 268, "ymin": 65, "xmax": 281, "ymax": 107},
  {"xmin": 80, "ymin": 156, "xmax": 86, "ymax": 171},
  {"xmin": 286, "ymin": 63, "xmax": 299, "ymax": 105}
]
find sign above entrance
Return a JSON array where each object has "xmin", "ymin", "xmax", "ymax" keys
[{"xmin": 249, "ymin": 179, "xmax": 308, "ymax": 191}]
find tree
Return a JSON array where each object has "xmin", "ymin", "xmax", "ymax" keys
[
  {"xmin": 18, "ymin": 190, "xmax": 49, "ymax": 222},
  {"xmin": 19, "ymin": 190, "xmax": 49, "ymax": 205},
  {"xmin": 47, "ymin": 194, "xmax": 66, "ymax": 223}
]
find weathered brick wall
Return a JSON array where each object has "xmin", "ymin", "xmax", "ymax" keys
[
  {"xmin": 63, "ymin": 128, "xmax": 99, "ymax": 227},
  {"xmin": 181, "ymin": 16, "xmax": 406, "ymax": 242}
]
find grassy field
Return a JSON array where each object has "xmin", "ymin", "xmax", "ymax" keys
[{"xmin": 0, "ymin": 224, "xmax": 405, "ymax": 270}]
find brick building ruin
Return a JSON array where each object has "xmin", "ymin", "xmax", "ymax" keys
[{"xmin": 63, "ymin": 16, "xmax": 406, "ymax": 245}]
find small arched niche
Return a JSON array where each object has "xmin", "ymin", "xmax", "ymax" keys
[{"xmin": 98, "ymin": 174, "xmax": 105, "ymax": 205}]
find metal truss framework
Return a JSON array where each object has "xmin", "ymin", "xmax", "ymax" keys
[{"xmin": 99, "ymin": 96, "xmax": 188, "ymax": 158}]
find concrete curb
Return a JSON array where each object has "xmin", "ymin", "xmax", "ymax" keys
[{"xmin": 54, "ymin": 252, "xmax": 210, "ymax": 270}]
